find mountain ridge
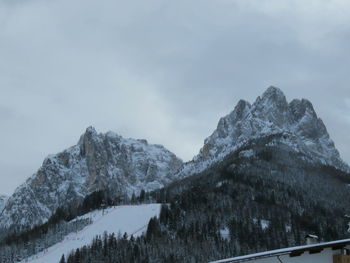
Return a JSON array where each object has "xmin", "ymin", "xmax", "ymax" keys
[
  {"xmin": 1, "ymin": 86, "xmax": 349, "ymax": 233},
  {"xmin": 0, "ymin": 128, "xmax": 182, "ymax": 229},
  {"xmin": 177, "ymin": 86, "xmax": 349, "ymax": 178}
]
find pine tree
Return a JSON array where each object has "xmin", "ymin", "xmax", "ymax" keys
[
  {"xmin": 146, "ymin": 217, "xmax": 161, "ymax": 241},
  {"xmin": 59, "ymin": 254, "xmax": 66, "ymax": 263},
  {"xmin": 139, "ymin": 189, "xmax": 146, "ymax": 202}
]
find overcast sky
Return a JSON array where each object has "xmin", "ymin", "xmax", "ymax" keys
[{"xmin": 0, "ymin": 0, "xmax": 349, "ymax": 195}]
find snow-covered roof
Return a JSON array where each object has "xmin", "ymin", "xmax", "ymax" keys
[{"xmin": 210, "ymin": 238, "xmax": 350, "ymax": 263}]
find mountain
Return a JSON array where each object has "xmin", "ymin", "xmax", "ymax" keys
[
  {"xmin": 144, "ymin": 87, "xmax": 350, "ymax": 261},
  {"xmin": 0, "ymin": 127, "xmax": 182, "ymax": 230},
  {"xmin": 179, "ymin": 86, "xmax": 349, "ymax": 177},
  {"xmin": 1, "ymin": 86, "xmax": 350, "ymax": 262},
  {"xmin": 115, "ymin": 87, "xmax": 350, "ymax": 262}
]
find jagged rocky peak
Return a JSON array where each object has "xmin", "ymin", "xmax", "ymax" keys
[
  {"xmin": 78, "ymin": 126, "xmax": 103, "ymax": 157},
  {"xmin": 289, "ymin": 98, "xmax": 316, "ymax": 121},
  {"xmin": 189, "ymin": 86, "xmax": 349, "ymax": 175},
  {"xmin": 231, "ymin": 99, "xmax": 251, "ymax": 122},
  {"xmin": 0, "ymin": 127, "xmax": 183, "ymax": 229},
  {"xmin": 252, "ymin": 86, "xmax": 289, "ymax": 127},
  {"xmin": 216, "ymin": 100, "xmax": 250, "ymax": 139},
  {"xmin": 255, "ymin": 86, "xmax": 288, "ymax": 109},
  {"xmin": 288, "ymin": 99, "xmax": 328, "ymax": 140}
]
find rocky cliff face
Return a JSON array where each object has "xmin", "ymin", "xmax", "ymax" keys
[
  {"xmin": 179, "ymin": 86, "xmax": 349, "ymax": 177},
  {"xmin": 0, "ymin": 195, "xmax": 8, "ymax": 214},
  {"xmin": 0, "ymin": 128, "xmax": 182, "ymax": 229}
]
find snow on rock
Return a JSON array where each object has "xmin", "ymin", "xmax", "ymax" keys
[
  {"xmin": 252, "ymin": 218, "xmax": 270, "ymax": 230},
  {"xmin": 0, "ymin": 128, "xmax": 182, "ymax": 229},
  {"xmin": 260, "ymin": 220, "xmax": 270, "ymax": 230},
  {"xmin": 239, "ymin": 149, "xmax": 255, "ymax": 158},
  {"xmin": 0, "ymin": 195, "xmax": 8, "ymax": 213},
  {"xmin": 177, "ymin": 86, "xmax": 349, "ymax": 178},
  {"xmin": 220, "ymin": 227, "xmax": 230, "ymax": 240},
  {"xmin": 20, "ymin": 204, "xmax": 161, "ymax": 263}
]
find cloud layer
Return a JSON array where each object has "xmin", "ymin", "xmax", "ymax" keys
[{"xmin": 0, "ymin": 0, "xmax": 349, "ymax": 195}]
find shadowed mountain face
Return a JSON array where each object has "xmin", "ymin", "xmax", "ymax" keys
[
  {"xmin": 178, "ymin": 86, "xmax": 349, "ymax": 178},
  {"xmin": 0, "ymin": 128, "xmax": 182, "ymax": 229}
]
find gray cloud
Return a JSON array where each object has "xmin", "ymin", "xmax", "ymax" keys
[{"xmin": 0, "ymin": 0, "xmax": 349, "ymax": 195}]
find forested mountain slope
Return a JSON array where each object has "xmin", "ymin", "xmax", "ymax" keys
[
  {"xmin": 63, "ymin": 87, "xmax": 350, "ymax": 262},
  {"xmin": 2, "ymin": 87, "xmax": 350, "ymax": 263},
  {"xmin": 63, "ymin": 135, "xmax": 350, "ymax": 262}
]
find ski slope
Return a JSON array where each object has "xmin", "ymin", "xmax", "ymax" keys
[{"xmin": 21, "ymin": 204, "xmax": 161, "ymax": 263}]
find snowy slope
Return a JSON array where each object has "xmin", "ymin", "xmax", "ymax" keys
[
  {"xmin": 20, "ymin": 204, "xmax": 161, "ymax": 263},
  {"xmin": 0, "ymin": 128, "xmax": 181, "ymax": 229},
  {"xmin": 178, "ymin": 86, "xmax": 350, "ymax": 177}
]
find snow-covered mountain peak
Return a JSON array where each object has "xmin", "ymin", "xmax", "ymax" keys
[
  {"xmin": 79, "ymin": 125, "xmax": 103, "ymax": 140},
  {"xmin": 0, "ymin": 128, "xmax": 182, "ymax": 229},
  {"xmin": 78, "ymin": 126, "xmax": 106, "ymax": 151},
  {"xmin": 251, "ymin": 86, "xmax": 289, "ymax": 128},
  {"xmin": 255, "ymin": 86, "xmax": 287, "ymax": 109},
  {"xmin": 289, "ymin": 98, "xmax": 317, "ymax": 122},
  {"xmin": 213, "ymin": 100, "xmax": 251, "ymax": 140},
  {"xmin": 233, "ymin": 99, "xmax": 252, "ymax": 119},
  {"xmin": 181, "ymin": 86, "xmax": 349, "ymax": 177},
  {"xmin": 261, "ymin": 85, "xmax": 286, "ymax": 99}
]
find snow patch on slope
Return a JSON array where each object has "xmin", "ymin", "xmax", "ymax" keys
[{"xmin": 20, "ymin": 204, "xmax": 161, "ymax": 263}]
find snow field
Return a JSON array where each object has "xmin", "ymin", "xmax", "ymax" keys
[{"xmin": 21, "ymin": 204, "xmax": 161, "ymax": 263}]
